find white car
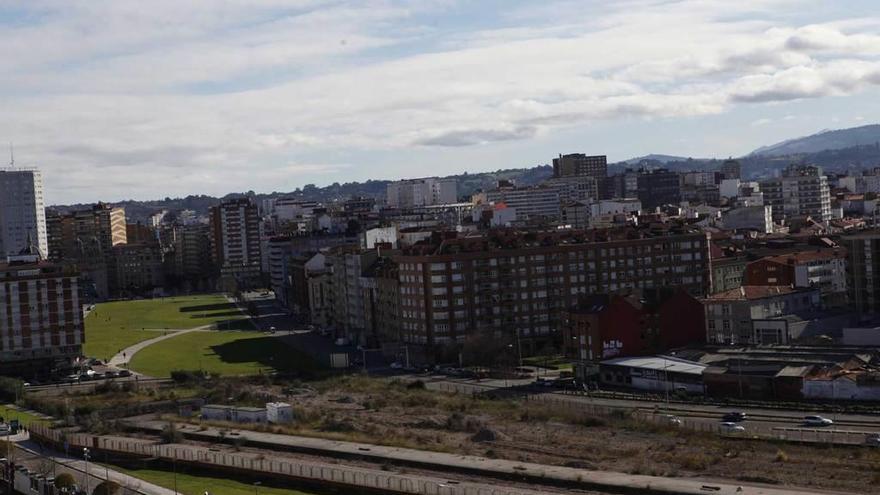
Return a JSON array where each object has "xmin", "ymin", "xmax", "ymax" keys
[
  {"xmin": 803, "ymin": 415, "xmax": 833, "ymax": 427},
  {"xmin": 661, "ymin": 414, "xmax": 683, "ymax": 427},
  {"xmin": 719, "ymin": 422, "xmax": 746, "ymax": 434},
  {"xmin": 389, "ymin": 362, "xmax": 404, "ymax": 369}
]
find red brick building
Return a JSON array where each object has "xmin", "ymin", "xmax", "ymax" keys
[
  {"xmin": 561, "ymin": 288, "xmax": 705, "ymax": 366},
  {"xmin": 743, "ymin": 248, "xmax": 847, "ymax": 308}
]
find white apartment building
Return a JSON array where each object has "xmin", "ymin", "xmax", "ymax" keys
[
  {"xmin": 704, "ymin": 286, "xmax": 821, "ymax": 345},
  {"xmin": 543, "ymin": 175, "xmax": 599, "ymax": 204},
  {"xmin": 761, "ymin": 165, "xmax": 831, "ymax": 223},
  {"xmin": 0, "ymin": 168, "xmax": 48, "ymax": 258},
  {"xmin": 386, "ymin": 178, "xmax": 457, "ymax": 208},
  {"xmin": 485, "ymin": 185, "xmax": 561, "ymax": 220}
]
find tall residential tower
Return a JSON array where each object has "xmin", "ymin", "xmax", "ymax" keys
[{"xmin": 0, "ymin": 168, "xmax": 48, "ymax": 258}]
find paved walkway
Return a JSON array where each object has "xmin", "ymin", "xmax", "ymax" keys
[
  {"xmin": 128, "ymin": 419, "xmax": 848, "ymax": 495},
  {"xmin": 108, "ymin": 325, "xmax": 213, "ymax": 370}
]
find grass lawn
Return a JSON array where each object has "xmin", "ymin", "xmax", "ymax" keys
[
  {"xmin": 103, "ymin": 465, "xmax": 320, "ymax": 495},
  {"xmin": 84, "ymin": 294, "xmax": 251, "ymax": 361},
  {"xmin": 522, "ymin": 355, "xmax": 573, "ymax": 371},
  {"xmin": 128, "ymin": 330, "xmax": 318, "ymax": 377},
  {"xmin": 0, "ymin": 404, "xmax": 46, "ymax": 426}
]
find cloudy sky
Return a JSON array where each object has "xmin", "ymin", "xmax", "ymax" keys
[{"xmin": 3, "ymin": 0, "xmax": 880, "ymax": 204}]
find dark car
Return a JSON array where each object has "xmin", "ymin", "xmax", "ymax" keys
[{"xmin": 722, "ymin": 411, "xmax": 747, "ymax": 422}]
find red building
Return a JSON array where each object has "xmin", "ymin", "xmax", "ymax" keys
[{"xmin": 562, "ymin": 288, "xmax": 705, "ymax": 367}]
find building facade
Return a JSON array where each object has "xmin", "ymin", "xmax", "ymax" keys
[
  {"xmin": 552, "ymin": 154, "xmax": 607, "ymax": 179},
  {"xmin": 761, "ymin": 165, "xmax": 831, "ymax": 223},
  {"xmin": 743, "ymin": 249, "xmax": 847, "ymax": 308},
  {"xmin": 0, "ymin": 253, "xmax": 83, "ymax": 376},
  {"xmin": 394, "ymin": 226, "xmax": 709, "ymax": 353},
  {"xmin": 842, "ymin": 231, "xmax": 880, "ymax": 316},
  {"xmin": 0, "ymin": 168, "xmax": 48, "ymax": 259},
  {"xmin": 637, "ymin": 169, "xmax": 681, "ymax": 209},
  {"xmin": 704, "ymin": 286, "xmax": 821, "ymax": 345},
  {"xmin": 386, "ymin": 178, "xmax": 458, "ymax": 208},
  {"xmin": 211, "ymin": 198, "xmax": 262, "ymax": 287}
]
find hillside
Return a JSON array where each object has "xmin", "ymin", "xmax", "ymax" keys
[
  {"xmin": 751, "ymin": 124, "xmax": 880, "ymax": 156},
  {"xmin": 52, "ymin": 166, "xmax": 553, "ymax": 222}
]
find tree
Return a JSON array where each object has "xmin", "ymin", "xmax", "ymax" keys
[
  {"xmin": 54, "ymin": 473, "xmax": 76, "ymax": 490},
  {"xmin": 92, "ymin": 480, "xmax": 121, "ymax": 495}
]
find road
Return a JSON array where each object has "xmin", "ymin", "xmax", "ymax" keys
[{"xmin": 413, "ymin": 375, "xmax": 880, "ymax": 444}]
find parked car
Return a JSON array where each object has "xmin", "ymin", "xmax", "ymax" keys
[
  {"xmin": 118, "ymin": 370, "xmax": 132, "ymax": 377},
  {"xmin": 719, "ymin": 422, "xmax": 746, "ymax": 434},
  {"xmin": 105, "ymin": 370, "xmax": 118, "ymax": 378},
  {"xmin": 722, "ymin": 411, "xmax": 747, "ymax": 423},
  {"xmin": 389, "ymin": 362, "xmax": 404, "ymax": 370},
  {"xmin": 865, "ymin": 433, "xmax": 880, "ymax": 446},
  {"xmin": 803, "ymin": 415, "xmax": 834, "ymax": 427}
]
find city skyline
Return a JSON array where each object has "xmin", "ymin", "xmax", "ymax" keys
[{"xmin": 3, "ymin": 1, "xmax": 880, "ymax": 203}]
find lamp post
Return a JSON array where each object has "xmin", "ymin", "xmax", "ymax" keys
[
  {"xmin": 83, "ymin": 448, "xmax": 90, "ymax": 495},
  {"xmin": 253, "ymin": 481, "xmax": 262, "ymax": 495}
]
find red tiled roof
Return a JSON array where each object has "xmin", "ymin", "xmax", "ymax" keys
[{"xmin": 761, "ymin": 249, "xmax": 845, "ymax": 265}]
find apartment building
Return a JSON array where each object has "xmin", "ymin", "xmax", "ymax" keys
[
  {"xmin": 484, "ymin": 185, "xmax": 561, "ymax": 221},
  {"xmin": 46, "ymin": 203, "xmax": 127, "ymax": 260},
  {"xmin": 703, "ymin": 286, "xmax": 821, "ymax": 345},
  {"xmin": 637, "ymin": 169, "xmax": 681, "ymax": 209},
  {"xmin": 543, "ymin": 175, "xmax": 600, "ymax": 204},
  {"xmin": 761, "ymin": 165, "xmax": 831, "ymax": 223},
  {"xmin": 743, "ymin": 249, "xmax": 847, "ymax": 308},
  {"xmin": 112, "ymin": 242, "xmax": 164, "ymax": 296},
  {"xmin": 172, "ymin": 223, "xmax": 214, "ymax": 291},
  {"xmin": 0, "ymin": 168, "xmax": 48, "ymax": 259},
  {"xmin": 393, "ymin": 225, "xmax": 709, "ymax": 352},
  {"xmin": 552, "ymin": 154, "xmax": 607, "ymax": 179},
  {"xmin": 0, "ymin": 251, "xmax": 83, "ymax": 376},
  {"xmin": 326, "ymin": 246, "xmax": 378, "ymax": 344},
  {"xmin": 842, "ymin": 230, "xmax": 880, "ymax": 315},
  {"xmin": 720, "ymin": 159, "xmax": 742, "ymax": 180},
  {"xmin": 211, "ymin": 198, "xmax": 262, "ymax": 286},
  {"xmin": 386, "ymin": 178, "xmax": 457, "ymax": 208}
]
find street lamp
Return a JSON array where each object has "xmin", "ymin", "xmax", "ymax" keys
[
  {"xmin": 83, "ymin": 448, "xmax": 90, "ymax": 495},
  {"xmin": 253, "ymin": 481, "xmax": 262, "ymax": 495}
]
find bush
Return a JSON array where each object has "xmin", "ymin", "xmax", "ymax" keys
[
  {"xmin": 170, "ymin": 370, "xmax": 208, "ymax": 383},
  {"xmin": 775, "ymin": 449, "xmax": 789, "ymax": 463},
  {"xmin": 54, "ymin": 473, "xmax": 76, "ymax": 490},
  {"xmin": 160, "ymin": 422, "xmax": 183, "ymax": 444},
  {"xmin": 406, "ymin": 380, "xmax": 426, "ymax": 390},
  {"xmin": 92, "ymin": 480, "xmax": 121, "ymax": 495},
  {"xmin": 0, "ymin": 377, "xmax": 23, "ymax": 403}
]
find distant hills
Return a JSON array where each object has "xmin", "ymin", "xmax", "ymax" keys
[
  {"xmin": 750, "ymin": 124, "xmax": 880, "ymax": 156},
  {"xmin": 53, "ymin": 124, "xmax": 880, "ymax": 223}
]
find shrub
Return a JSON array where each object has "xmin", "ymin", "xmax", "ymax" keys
[
  {"xmin": 160, "ymin": 422, "xmax": 183, "ymax": 444},
  {"xmin": 0, "ymin": 377, "xmax": 22, "ymax": 403},
  {"xmin": 92, "ymin": 480, "xmax": 121, "ymax": 495},
  {"xmin": 54, "ymin": 473, "xmax": 76, "ymax": 490},
  {"xmin": 775, "ymin": 449, "xmax": 789, "ymax": 463},
  {"xmin": 170, "ymin": 370, "xmax": 208, "ymax": 383},
  {"xmin": 406, "ymin": 380, "xmax": 426, "ymax": 390}
]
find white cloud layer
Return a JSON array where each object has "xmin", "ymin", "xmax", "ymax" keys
[{"xmin": 1, "ymin": 0, "xmax": 880, "ymax": 203}]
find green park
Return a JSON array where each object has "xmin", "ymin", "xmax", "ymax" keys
[{"xmin": 83, "ymin": 294, "xmax": 315, "ymax": 377}]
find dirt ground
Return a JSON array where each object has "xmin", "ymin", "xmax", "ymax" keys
[{"xmin": 168, "ymin": 375, "xmax": 880, "ymax": 494}]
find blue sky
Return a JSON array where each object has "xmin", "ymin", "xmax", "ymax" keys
[{"xmin": 2, "ymin": 0, "xmax": 880, "ymax": 204}]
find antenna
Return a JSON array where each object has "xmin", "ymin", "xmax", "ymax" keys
[{"xmin": 8, "ymin": 142, "xmax": 13, "ymax": 167}]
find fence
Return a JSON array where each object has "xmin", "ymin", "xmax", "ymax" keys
[{"xmin": 28, "ymin": 424, "xmax": 540, "ymax": 495}]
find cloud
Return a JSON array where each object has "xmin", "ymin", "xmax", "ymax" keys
[
  {"xmin": 3, "ymin": 1, "xmax": 880, "ymax": 203},
  {"xmin": 415, "ymin": 125, "xmax": 538, "ymax": 147}
]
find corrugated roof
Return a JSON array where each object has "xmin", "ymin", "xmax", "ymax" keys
[{"xmin": 601, "ymin": 355, "xmax": 707, "ymax": 375}]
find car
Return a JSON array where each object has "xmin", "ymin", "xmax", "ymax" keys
[
  {"xmin": 803, "ymin": 415, "xmax": 833, "ymax": 427},
  {"xmin": 105, "ymin": 370, "xmax": 118, "ymax": 378},
  {"xmin": 118, "ymin": 370, "xmax": 132, "ymax": 377},
  {"xmin": 661, "ymin": 414, "xmax": 682, "ymax": 427},
  {"xmin": 269, "ymin": 326, "xmax": 277, "ymax": 334},
  {"xmin": 722, "ymin": 412, "xmax": 747, "ymax": 422},
  {"xmin": 719, "ymin": 422, "xmax": 746, "ymax": 434},
  {"xmin": 389, "ymin": 362, "xmax": 404, "ymax": 370},
  {"xmin": 866, "ymin": 433, "xmax": 880, "ymax": 446}
]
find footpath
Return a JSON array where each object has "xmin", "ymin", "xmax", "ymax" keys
[{"xmin": 124, "ymin": 418, "xmax": 847, "ymax": 495}]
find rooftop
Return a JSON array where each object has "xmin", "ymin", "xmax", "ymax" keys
[
  {"xmin": 705, "ymin": 285, "xmax": 810, "ymax": 302},
  {"xmin": 601, "ymin": 355, "xmax": 707, "ymax": 375}
]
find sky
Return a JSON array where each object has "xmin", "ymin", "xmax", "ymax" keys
[{"xmin": 3, "ymin": 0, "xmax": 880, "ymax": 204}]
